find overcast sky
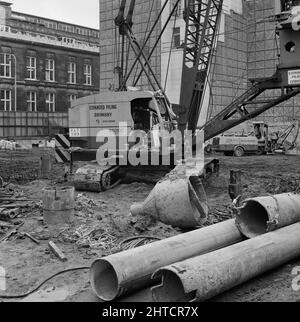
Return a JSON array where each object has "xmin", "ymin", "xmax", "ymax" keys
[{"xmin": 11, "ymin": 0, "xmax": 99, "ymax": 29}]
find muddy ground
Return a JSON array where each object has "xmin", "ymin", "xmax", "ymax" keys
[{"xmin": 0, "ymin": 150, "xmax": 300, "ymax": 302}]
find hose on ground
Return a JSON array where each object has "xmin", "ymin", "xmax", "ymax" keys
[
  {"xmin": 0, "ymin": 266, "xmax": 90, "ymax": 299},
  {"xmin": 119, "ymin": 235, "xmax": 162, "ymax": 250},
  {"xmin": 1, "ymin": 237, "xmax": 163, "ymax": 298}
]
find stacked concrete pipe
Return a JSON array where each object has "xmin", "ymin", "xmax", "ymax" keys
[{"xmin": 152, "ymin": 193, "xmax": 300, "ymax": 302}]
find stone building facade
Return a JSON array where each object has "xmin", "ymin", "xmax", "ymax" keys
[{"xmin": 0, "ymin": 1, "xmax": 100, "ymax": 139}]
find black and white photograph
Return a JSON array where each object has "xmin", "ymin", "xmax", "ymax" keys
[{"xmin": 0, "ymin": 0, "xmax": 300, "ymax": 310}]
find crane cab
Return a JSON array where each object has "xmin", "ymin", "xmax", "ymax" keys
[{"xmin": 69, "ymin": 90, "xmax": 175, "ymax": 162}]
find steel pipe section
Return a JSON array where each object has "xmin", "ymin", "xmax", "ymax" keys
[
  {"xmin": 90, "ymin": 220, "xmax": 243, "ymax": 301},
  {"xmin": 152, "ymin": 222, "xmax": 300, "ymax": 302},
  {"xmin": 236, "ymin": 193, "xmax": 300, "ymax": 238}
]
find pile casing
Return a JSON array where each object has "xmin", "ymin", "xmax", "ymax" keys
[
  {"xmin": 90, "ymin": 219, "xmax": 243, "ymax": 301},
  {"xmin": 152, "ymin": 222, "xmax": 300, "ymax": 302}
]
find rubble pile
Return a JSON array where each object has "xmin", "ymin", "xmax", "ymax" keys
[
  {"xmin": 0, "ymin": 140, "xmax": 17, "ymax": 151},
  {"xmin": 54, "ymin": 224, "xmax": 119, "ymax": 255},
  {"xmin": 265, "ymin": 175, "xmax": 300, "ymax": 194},
  {"xmin": 0, "ymin": 150, "xmax": 58, "ymax": 183},
  {"xmin": 0, "ymin": 151, "xmax": 40, "ymax": 183},
  {"xmin": 73, "ymin": 225, "xmax": 118, "ymax": 252},
  {"xmin": 75, "ymin": 194, "xmax": 99, "ymax": 214},
  {"xmin": 206, "ymin": 205, "xmax": 235, "ymax": 226},
  {"xmin": 0, "ymin": 184, "xmax": 42, "ymax": 242}
]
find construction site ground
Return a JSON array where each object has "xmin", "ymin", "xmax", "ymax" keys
[{"xmin": 0, "ymin": 149, "xmax": 300, "ymax": 302}]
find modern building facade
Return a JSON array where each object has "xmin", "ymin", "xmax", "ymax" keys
[
  {"xmin": 99, "ymin": 0, "xmax": 300, "ymax": 129},
  {"xmin": 0, "ymin": 1, "xmax": 100, "ymax": 140}
]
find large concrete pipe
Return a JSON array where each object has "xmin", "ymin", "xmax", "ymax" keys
[
  {"xmin": 236, "ymin": 193, "xmax": 300, "ymax": 238},
  {"xmin": 90, "ymin": 219, "xmax": 243, "ymax": 301},
  {"xmin": 152, "ymin": 222, "xmax": 300, "ymax": 302},
  {"xmin": 130, "ymin": 176, "xmax": 209, "ymax": 228},
  {"xmin": 42, "ymin": 186, "xmax": 75, "ymax": 225}
]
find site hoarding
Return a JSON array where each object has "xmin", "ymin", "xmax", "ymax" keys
[{"xmin": 0, "ymin": 112, "xmax": 68, "ymax": 138}]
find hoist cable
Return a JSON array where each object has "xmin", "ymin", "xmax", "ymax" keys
[
  {"xmin": 132, "ymin": 0, "xmax": 156, "ymax": 86},
  {"xmin": 164, "ymin": 6, "xmax": 179, "ymax": 92}
]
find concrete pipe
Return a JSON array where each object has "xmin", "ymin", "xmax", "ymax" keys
[
  {"xmin": 235, "ymin": 193, "xmax": 300, "ymax": 238},
  {"xmin": 90, "ymin": 219, "xmax": 243, "ymax": 301},
  {"xmin": 152, "ymin": 222, "xmax": 300, "ymax": 302},
  {"xmin": 42, "ymin": 186, "xmax": 75, "ymax": 225},
  {"xmin": 130, "ymin": 176, "xmax": 209, "ymax": 229}
]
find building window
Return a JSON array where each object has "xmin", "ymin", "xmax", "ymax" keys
[
  {"xmin": 26, "ymin": 56, "xmax": 37, "ymax": 80},
  {"xmin": 27, "ymin": 91, "xmax": 37, "ymax": 112},
  {"xmin": 84, "ymin": 64, "xmax": 92, "ymax": 85},
  {"xmin": 45, "ymin": 59, "xmax": 55, "ymax": 82},
  {"xmin": 68, "ymin": 94, "xmax": 77, "ymax": 107},
  {"xmin": 46, "ymin": 93, "xmax": 55, "ymax": 112},
  {"xmin": 173, "ymin": 27, "xmax": 181, "ymax": 48},
  {"xmin": 45, "ymin": 21, "xmax": 57, "ymax": 29},
  {"xmin": 69, "ymin": 94, "xmax": 77, "ymax": 102},
  {"xmin": 68, "ymin": 62, "xmax": 76, "ymax": 84},
  {"xmin": 0, "ymin": 90, "xmax": 12, "ymax": 111},
  {"xmin": 0, "ymin": 25, "xmax": 11, "ymax": 32},
  {"xmin": 62, "ymin": 37, "xmax": 75, "ymax": 44},
  {"xmin": 0, "ymin": 54, "xmax": 12, "ymax": 78}
]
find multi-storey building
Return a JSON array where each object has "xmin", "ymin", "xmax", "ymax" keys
[{"xmin": 0, "ymin": 1, "xmax": 100, "ymax": 141}]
